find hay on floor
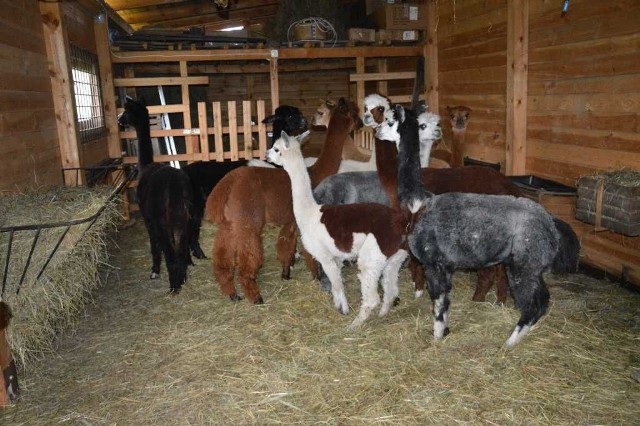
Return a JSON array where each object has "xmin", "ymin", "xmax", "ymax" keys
[
  {"xmin": 1, "ymin": 220, "xmax": 639, "ymax": 424},
  {"xmin": 0, "ymin": 185, "xmax": 121, "ymax": 369}
]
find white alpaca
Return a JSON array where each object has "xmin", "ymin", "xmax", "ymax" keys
[
  {"xmin": 267, "ymin": 131, "xmax": 408, "ymax": 329},
  {"xmin": 417, "ymin": 109, "xmax": 442, "ymax": 168}
]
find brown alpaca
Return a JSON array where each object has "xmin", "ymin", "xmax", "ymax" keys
[
  {"xmin": 446, "ymin": 105, "xmax": 472, "ymax": 167},
  {"xmin": 205, "ymin": 98, "xmax": 362, "ymax": 304},
  {"xmin": 311, "ymin": 99, "xmax": 371, "ymax": 162}
]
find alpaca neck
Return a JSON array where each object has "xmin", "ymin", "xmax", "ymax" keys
[
  {"xmin": 136, "ymin": 116, "xmax": 154, "ymax": 168},
  {"xmin": 308, "ymin": 113, "xmax": 351, "ymax": 187},
  {"xmin": 397, "ymin": 121, "xmax": 429, "ymax": 212},
  {"xmin": 374, "ymin": 137, "xmax": 400, "ymax": 210},
  {"xmin": 420, "ymin": 140, "xmax": 434, "ymax": 168},
  {"xmin": 451, "ymin": 128, "xmax": 466, "ymax": 167},
  {"xmin": 283, "ymin": 148, "xmax": 319, "ymax": 221}
]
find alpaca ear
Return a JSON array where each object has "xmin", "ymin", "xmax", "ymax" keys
[
  {"xmin": 296, "ymin": 130, "xmax": 311, "ymax": 144},
  {"xmin": 395, "ymin": 105, "xmax": 406, "ymax": 123},
  {"xmin": 417, "ymin": 100, "xmax": 428, "ymax": 114},
  {"xmin": 338, "ymin": 97, "xmax": 348, "ymax": 112},
  {"xmin": 138, "ymin": 96, "xmax": 146, "ymax": 107},
  {"xmin": 262, "ymin": 114, "xmax": 276, "ymax": 124}
]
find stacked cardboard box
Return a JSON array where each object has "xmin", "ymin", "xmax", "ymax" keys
[{"xmin": 368, "ymin": 2, "xmax": 427, "ymax": 30}]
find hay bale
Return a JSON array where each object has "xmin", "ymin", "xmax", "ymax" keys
[{"xmin": 0, "ymin": 186, "xmax": 121, "ymax": 370}]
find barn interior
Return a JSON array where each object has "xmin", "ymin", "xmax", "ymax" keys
[{"xmin": 0, "ymin": 0, "xmax": 639, "ymax": 423}]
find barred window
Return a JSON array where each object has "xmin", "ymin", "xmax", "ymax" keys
[{"xmin": 70, "ymin": 44, "xmax": 106, "ymax": 143}]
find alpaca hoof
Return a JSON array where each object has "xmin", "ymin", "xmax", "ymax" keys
[
  {"xmin": 229, "ymin": 294, "xmax": 244, "ymax": 302},
  {"xmin": 415, "ymin": 290, "xmax": 424, "ymax": 298},
  {"xmin": 254, "ymin": 295, "xmax": 265, "ymax": 305},
  {"xmin": 281, "ymin": 270, "xmax": 291, "ymax": 280},
  {"xmin": 319, "ymin": 277, "xmax": 332, "ymax": 293},
  {"xmin": 168, "ymin": 287, "xmax": 181, "ymax": 295},
  {"xmin": 150, "ymin": 272, "xmax": 160, "ymax": 280},
  {"xmin": 393, "ymin": 297, "xmax": 401, "ymax": 307},
  {"xmin": 191, "ymin": 246, "xmax": 207, "ymax": 259}
]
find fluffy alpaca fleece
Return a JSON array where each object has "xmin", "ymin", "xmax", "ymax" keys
[
  {"xmin": 184, "ymin": 105, "xmax": 308, "ymax": 259},
  {"xmin": 118, "ymin": 97, "xmax": 193, "ymax": 293},
  {"xmin": 393, "ymin": 104, "xmax": 579, "ymax": 347},
  {"xmin": 267, "ymin": 131, "xmax": 408, "ymax": 328},
  {"xmin": 205, "ymin": 98, "xmax": 362, "ymax": 304}
]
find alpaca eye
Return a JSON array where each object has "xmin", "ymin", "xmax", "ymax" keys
[{"xmin": 420, "ymin": 124, "xmax": 427, "ymax": 130}]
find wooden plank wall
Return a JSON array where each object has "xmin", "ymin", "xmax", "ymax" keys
[
  {"xmin": 0, "ymin": 2, "xmax": 61, "ymax": 191},
  {"xmin": 435, "ymin": 0, "xmax": 640, "ymax": 286},
  {"xmin": 436, "ymin": 0, "xmax": 509, "ymax": 169}
]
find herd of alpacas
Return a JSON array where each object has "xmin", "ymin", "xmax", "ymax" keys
[{"xmin": 118, "ymin": 93, "xmax": 580, "ymax": 347}]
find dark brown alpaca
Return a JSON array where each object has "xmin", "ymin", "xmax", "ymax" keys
[{"xmin": 205, "ymin": 98, "xmax": 362, "ymax": 304}]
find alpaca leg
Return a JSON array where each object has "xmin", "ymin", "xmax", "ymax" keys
[
  {"xmin": 349, "ymin": 245, "xmax": 386, "ymax": 329},
  {"xmin": 189, "ymin": 206, "xmax": 207, "ymax": 259},
  {"xmin": 212, "ymin": 222, "xmax": 241, "ymax": 301},
  {"xmin": 425, "ymin": 264, "xmax": 453, "ymax": 340},
  {"xmin": 494, "ymin": 264, "xmax": 509, "ymax": 304},
  {"xmin": 504, "ymin": 266, "xmax": 550, "ymax": 347},
  {"xmin": 276, "ymin": 222, "xmax": 298, "ymax": 280},
  {"xmin": 472, "ymin": 267, "xmax": 496, "ymax": 302},
  {"xmin": 314, "ymin": 261, "xmax": 333, "ymax": 293},
  {"xmin": 379, "ymin": 250, "xmax": 408, "ymax": 317},
  {"xmin": 408, "ymin": 254, "xmax": 425, "ymax": 298},
  {"xmin": 300, "ymin": 248, "xmax": 319, "ymax": 281},
  {"xmin": 320, "ymin": 258, "xmax": 349, "ymax": 315},
  {"xmin": 143, "ymin": 217, "xmax": 162, "ymax": 279},
  {"xmin": 236, "ymin": 228, "xmax": 265, "ymax": 304}
]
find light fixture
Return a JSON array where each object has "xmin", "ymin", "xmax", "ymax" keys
[{"xmin": 220, "ymin": 25, "xmax": 244, "ymax": 32}]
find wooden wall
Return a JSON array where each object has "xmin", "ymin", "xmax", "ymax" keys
[
  {"xmin": 0, "ymin": 2, "xmax": 61, "ymax": 191},
  {"xmin": 434, "ymin": 0, "xmax": 640, "ymax": 286}
]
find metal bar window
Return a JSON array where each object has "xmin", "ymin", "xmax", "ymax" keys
[{"xmin": 70, "ymin": 44, "xmax": 106, "ymax": 143}]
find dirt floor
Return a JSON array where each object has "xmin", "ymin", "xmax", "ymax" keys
[{"xmin": 1, "ymin": 218, "xmax": 639, "ymax": 425}]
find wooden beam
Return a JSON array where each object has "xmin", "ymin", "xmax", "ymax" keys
[
  {"xmin": 506, "ymin": 0, "xmax": 529, "ymax": 176},
  {"xmin": 95, "ymin": 18, "xmax": 121, "ymax": 159},
  {"xmin": 349, "ymin": 71, "xmax": 416, "ymax": 82},
  {"xmin": 40, "ymin": 2, "xmax": 83, "ymax": 186},
  {"xmin": 110, "ymin": 46, "xmax": 423, "ymax": 64},
  {"xmin": 425, "ymin": 0, "xmax": 439, "ymax": 112},
  {"xmin": 113, "ymin": 76, "xmax": 209, "ymax": 86}
]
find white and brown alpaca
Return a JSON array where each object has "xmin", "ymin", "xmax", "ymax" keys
[
  {"xmin": 446, "ymin": 105, "xmax": 472, "ymax": 167},
  {"xmin": 267, "ymin": 131, "xmax": 408, "ymax": 328},
  {"xmin": 311, "ymin": 99, "xmax": 371, "ymax": 162},
  {"xmin": 205, "ymin": 98, "xmax": 362, "ymax": 304}
]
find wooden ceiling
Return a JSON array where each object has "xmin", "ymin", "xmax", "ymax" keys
[{"xmin": 104, "ymin": 0, "xmax": 284, "ymax": 33}]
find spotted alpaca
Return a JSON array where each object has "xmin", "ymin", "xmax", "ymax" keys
[
  {"xmin": 267, "ymin": 131, "xmax": 408, "ymax": 329},
  {"xmin": 393, "ymin": 104, "xmax": 579, "ymax": 347}
]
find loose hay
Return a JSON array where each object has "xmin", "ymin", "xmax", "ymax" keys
[
  {"xmin": 0, "ymin": 185, "xmax": 121, "ymax": 370},
  {"xmin": 1, "ymin": 220, "xmax": 639, "ymax": 424}
]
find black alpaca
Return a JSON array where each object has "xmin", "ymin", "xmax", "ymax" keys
[
  {"xmin": 393, "ymin": 105, "xmax": 579, "ymax": 347},
  {"xmin": 183, "ymin": 105, "xmax": 308, "ymax": 259},
  {"xmin": 118, "ymin": 96, "xmax": 194, "ymax": 293}
]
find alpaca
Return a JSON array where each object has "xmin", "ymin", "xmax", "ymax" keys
[
  {"xmin": 205, "ymin": 98, "xmax": 362, "ymax": 304},
  {"xmin": 311, "ymin": 99, "xmax": 371, "ymax": 162},
  {"xmin": 393, "ymin": 104, "xmax": 579, "ymax": 346},
  {"xmin": 446, "ymin": 105, "xmax": 472, "ymax": 167},
  {"xmin": 118, "ymin": 96, "xmax": 193, "ymax": 293},
  {"xmin": 267, "ymin": 131, "xmax": 408, "ymax": 328},
  {"xmin": 184, "ymin": 105, "xmax": 307, "ymax": 259}
]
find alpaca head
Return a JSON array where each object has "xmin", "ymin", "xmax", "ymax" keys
[
  {"xmin": 118, "ymin": 96, "xmax": 149, "ymax": 128},
  {"xmin": 311, "ymin": 99, "xmax": 335, "ymax": 128},
  {"xmin": 418, "ymin": 111, "xmax": 442, "ymax": 142},
  {"xmin": 446, "ymin": 105, "xmax": 472, "ymax": 131},
  {"xmin": 333, "ymin": 97, "xmax": 364, "ymax": 133},
  {"xmin": 394, "ymin": 104, "xmax": 420, "ymax": 153},
  {"xmin": 363, "ymin": 93, "xmax": 394, "ymax": 129},
  {"xmin": 266, "ymin": 130, "xmax": 311, "ymax": 167},
  {"xmin": 262, "ymin": 105, "xmax": 308, "ymax": 146}
]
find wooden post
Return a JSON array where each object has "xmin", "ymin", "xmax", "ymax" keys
[
  {"xmin": 198, "ymin": 102, "xmax": 209, "ymax": 161},
  {"xmin": 228, "ymin": 101, "xmax": 239, "ymax": 161},
  {"xmin": 377, "ymin": 59, "xmax": 388, "ymax": 95},
  {"xmin": 40, "ymin": 2, "xmax": 84, "ymax": 186},
  {"xmin": 243, "ymin": 101, "xmax": 253, "ymax": 159},
  {"xmin": 506, "ymin": 0, "xmax": 529, "ymax": 176},
  {"xmin": 94, "ymin": 17, "xmax": 120, "ymax": 159},
  {"xmin": 269, "ymin": 51, "xmax": 279, "ymax": 111},
  {"xmin": 213, "ymin": 102, "xmax": 224, "ymax": 162},
  {"xmin": 425, "ymin": 0, "xmax": 439, "ymax": 113},
  {"xmin": 180, "ymin": 61, "xmax": 197, "ymax": 162}
]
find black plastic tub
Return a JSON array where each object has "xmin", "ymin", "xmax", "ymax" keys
[{"xmin": 508, "ymin": 175, "xmax": 576, "ymax": 195}]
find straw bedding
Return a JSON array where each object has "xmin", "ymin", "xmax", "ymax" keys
[{"xmin": 1, "ymin": 219, "xmax": 639, "ymax": 425}]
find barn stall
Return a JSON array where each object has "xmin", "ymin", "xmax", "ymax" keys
[{"xmin": 0, "ymin": 0, "xmax": 639, "ymax": 423}]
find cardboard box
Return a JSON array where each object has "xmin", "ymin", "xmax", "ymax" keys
[
  {"xmin": 369, "ymin": 4, "xmax": 427, "ymax": 30},
  {"xmin": 376, "ymin": 29, "xmax": 422, "ymax": 42},
  {"xmin": 348, "ymin": 28, "xmax": 376, "ymax": 43}
]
